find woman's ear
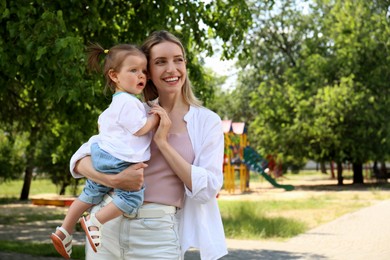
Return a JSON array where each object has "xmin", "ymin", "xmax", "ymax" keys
[{"xmin": 108, "ymin": 69, "xmax": 118, "ymax": 83}]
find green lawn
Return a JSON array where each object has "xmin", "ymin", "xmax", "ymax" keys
[{"xmin": 1, "ymin": 173, "xmax": 390, "ymax": 257}]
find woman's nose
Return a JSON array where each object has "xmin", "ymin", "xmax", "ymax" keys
[{"xmin": 166, "ymin": 61, "xmax": 176, "ymax": 73}]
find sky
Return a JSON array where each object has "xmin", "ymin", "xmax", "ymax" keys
[
  {"xmin": 200, "ymin": 0, "xmax": 311, "ymax": 91},
  {"xmin": 203, "ymin": 54, "xmax": 238, "ymax": 91}
]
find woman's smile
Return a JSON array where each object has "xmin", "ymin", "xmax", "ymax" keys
[{"xmin": 149, "ymin": 41, "xmax": 187, "ymax": 92}]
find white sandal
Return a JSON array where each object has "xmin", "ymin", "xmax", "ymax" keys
[
  {"xmin": 80, "ymin": 213, "xmax": 102, "ymax": 252},
  {"xmin": 50, "ymin": 226, "xmax": 72, "ymax": 259}
]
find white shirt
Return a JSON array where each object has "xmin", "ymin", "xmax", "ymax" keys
[
  {"xmin": 69, "ymin": 105, "xmax": 228, "ymax": 260},
  {"xmin": 97, "ymin": 92, "xmax": 151, "ymax": 163}
]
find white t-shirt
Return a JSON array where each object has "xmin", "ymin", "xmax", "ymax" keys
[{"xmin": 97, "ymin": 92, "xmax": 151, "ymax": 163}]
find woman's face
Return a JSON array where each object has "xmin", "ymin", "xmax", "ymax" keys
[{"xmin": 148, "ymin": 41, "xmax": 186, "ymax": 95}]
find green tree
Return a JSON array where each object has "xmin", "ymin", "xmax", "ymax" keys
[
  {"xmin": 311, "ymin": 0, "xmax": 390, "ymax": 183},
  {"xmin": 0, "ymin": 1, "xmax": 252, "ymax": 199},
  {"xmin": 0, "ymin": 129, "xmax": 26, "ymax": 182},
  {"xmin": 237, "ymin": 0, "xmax": 313, "ymax": 171},
  {"xmin": 235, "ymin": 0, "xmax": 390, "ymax": 183}
]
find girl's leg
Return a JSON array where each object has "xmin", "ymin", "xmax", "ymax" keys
[
  {"xmin": 55, "ymin": 199, "xmax": 92, "ymax": 239},
  {"xmin": 85, "ymin": 199, "xmax": 123, "ymax": 260},
  {"xmin": 94, "ymin": 202, "xmax": 123, "ymax": 224}
]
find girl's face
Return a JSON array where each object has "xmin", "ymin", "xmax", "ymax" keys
[
  {"xmin": 110, "ymin": 54, "xmax": 147, "ymax": 95},
  {"xmin": 148, "ymin": 41, "xmax": 186, "ymax": 95}
]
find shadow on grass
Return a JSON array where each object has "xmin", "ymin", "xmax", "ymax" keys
[
  {"xmin": 294, "ymin": 182, "xmax": 390, "ymax": 191},
  {"xmin": 0, "ymin": 241, "xmax": 85, "ymax": 259},
  {"xmin": 0, "ymin": 197, "xmax": 24, "ymax": 205},
  {"xmin": 185, "ymin": 248, "xmax": 327, "ymax": 260}
]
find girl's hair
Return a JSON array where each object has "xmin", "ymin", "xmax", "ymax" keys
[
  {"xmin": 141, "ymin": 30, "xmax": 202, "ymax": 106},
  {"xmin": 87, "ymin": 43, "xmax": 145, "ymax": 93}
]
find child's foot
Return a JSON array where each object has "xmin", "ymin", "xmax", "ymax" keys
[
  {"xmin": 80, "ymin": 213, "xmax": 102, "ymax": 252},
  {"xmin": 50, "ymin": 227, "xmax": 72, "ymax": 259}
]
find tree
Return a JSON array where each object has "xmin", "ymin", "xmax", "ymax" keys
[
  {"xmin": 236, "ymin": 0, "xmax": 315, "ymax": 171},
  {"xmin": 234, "ymin": 0, "xmax": 390, "ymax": 183},
  {"xmin": 312, "ymin": 0, "xmax": 390, "ymax": 183},
  {"xmin": 0, "ymin": 1, "xmax": 252, "ymax": 199}
]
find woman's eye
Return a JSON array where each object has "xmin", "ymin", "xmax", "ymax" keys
[
  {"xmin": 175, "ymin": 58, "xmax": 184, "ymax": 63},
  {"xmin": 155, "ymin": 60, "xmax": 166, "ymax": 65}
]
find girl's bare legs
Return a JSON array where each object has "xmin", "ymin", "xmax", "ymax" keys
[
  {"xmin": 86, "ymin": 202, "xmax": 123, "ymax": 224},
  {"xmin": 55, "ymin": 199, "xmax": 92, "ymax": 239}
]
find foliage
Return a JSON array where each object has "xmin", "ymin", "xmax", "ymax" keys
[
  {"xmin": 0, "ymin": 1, "xmax": 252, "ymax": 198},
  {"xmin": 0, "ymin": 130, "xmax": 26, "ymax": 181},
  {"xmin": 228, "ymin": 0, "xmax": 390, "ymax": 181}
]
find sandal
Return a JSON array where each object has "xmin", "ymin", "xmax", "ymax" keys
[
  {"xmin": 80, "ymin": 213, "xmax": 102, "ymax": 252},
  {"xmin": 50, "ymin": 226, "xmax": 72, "ymax": 259}
]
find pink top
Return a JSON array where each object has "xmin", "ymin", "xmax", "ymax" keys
[{"xmin": 143, "ymin": 131, "xmax": 194, "ymax": 208}]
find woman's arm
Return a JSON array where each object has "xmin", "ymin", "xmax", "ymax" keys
[
  {"xmin": 74, "ymin": 156, "xmax": 146, "ymax": 191},
  {"xmin": 152, "ymin": 106, "xmax": 193, "ymax": 190}
]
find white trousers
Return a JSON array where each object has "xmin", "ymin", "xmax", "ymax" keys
[{"xmin": 86, "ymin": 200, "xmax": 181, "ymax": 260}]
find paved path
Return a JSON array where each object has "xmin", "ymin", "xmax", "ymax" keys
[{"xmin": 1, "ymin": 200, "xmax": 390, "ymax": 259}]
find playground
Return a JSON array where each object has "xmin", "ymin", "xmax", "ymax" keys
[{"xmin": 222, "ymin": 120, "xmax": 294, "ymax": 194}]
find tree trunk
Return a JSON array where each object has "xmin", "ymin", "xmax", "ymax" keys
[
  {"xmin": 380, "ymin": 161, "xmax": 388, "ymax": 183},
  {"xmin": 20, "ymin": 166, "xmax": 33, "ymax": 200},
  {"xmin": 352, "ymin": 162, "xmax": 364, "ymax": 184},
  {"xmin": 320, "ymin": 161, "xmax": 327, "ymax": 174},
  {"xmin": 19, "ymin": 127, "xmax": 38, "ymax": 201},
  {"xmin": 71, "ymin": 179, "xmax": 80, "ymax": 196},
  {"xmin": 373, "ymin": 161, "xmax": 380, "ymax": 176},
  {"xmin": 330, "ymin": 161, "xmax": 335, "ymax": 179},
  {"xmin": 59, "ymin": 183, "xmax": 66, "ymax": 195},
  {"xmin": 337, "ymin": 162, "xmax": 343, "ymax": 185}
]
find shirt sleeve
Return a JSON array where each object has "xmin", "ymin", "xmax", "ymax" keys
[
  {"xmin": 184, "ymin": 111, "xmax": 224, "ymax": 203},
  {"xmin": 117, "ymin": 98, "xmax": 147, "ymax": 134}
]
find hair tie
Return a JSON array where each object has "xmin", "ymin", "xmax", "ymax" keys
[{"xmin": 104, "ymin": 49, "xmax": 109, "ymax": 54}]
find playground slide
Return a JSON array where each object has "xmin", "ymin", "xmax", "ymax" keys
[{"xmin": 243, "ymin": 146, "xmax": 294, "ymax": 191}]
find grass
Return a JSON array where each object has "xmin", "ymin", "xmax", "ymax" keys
[
  {"xmin": 1, "ymin": 172, "xmax": 390, "ymax": 257},
  {"xmin": 219, "ymin": 200, "xmax": 307, "ymax": 240},
  {"xmin": 0, "ymin": 178, "xmax": 82, "ymax": 198},
  {"xmin": 0, "ymin": 240, "xmax": 85, "ymax": 259},
  {"xmin": 218, "ymin": 196, "xmax": 370, "ymax": 241}
]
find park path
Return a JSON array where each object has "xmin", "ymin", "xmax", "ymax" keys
[
  {"xmin": 1, "ymin": 199, "xmax": 390, "ymax": 259},
  {"xmin": 220, "ymin": 199, "xmax": 390, "ymax": 259}
]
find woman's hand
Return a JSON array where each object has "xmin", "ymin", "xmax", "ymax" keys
[
  {"xmin": 74, "ymin": 156, "xmax": 147, "ymax": 191},
  {"xmin": 150, "ymin": 105, "xmax": 171, "ymax": 147},
  {"xmin": 112, "ymin": 163, "xmax": 147, "ymax": 191}
]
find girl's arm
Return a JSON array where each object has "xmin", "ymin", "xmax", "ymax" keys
[
  {"xmin": 134, "ymin": 113, "xmax": 159, "ymax": 136},
  {"xmin": 74, "ymin": 156, "xmax": 146, "ymax": 191}
]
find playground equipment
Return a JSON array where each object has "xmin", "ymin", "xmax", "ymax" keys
[
  {"xmin": 223, "ymin": 120, "xmax": 249, "ymax": 193},
  {"xmin": 243, "ymin": 146, "xmax": 294, "ymax": 191},
  {"xmin": 222, "ymin": 120, "xmax": 294, "ymax": 193}
]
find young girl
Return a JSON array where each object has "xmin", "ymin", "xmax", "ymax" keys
[{"xmin": 51, "ymin": 43, "xmax": 164, "ymax": 259}]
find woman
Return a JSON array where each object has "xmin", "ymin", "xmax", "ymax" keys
[{"xmin": 70, "ymin": 30, "xmax": 227, "ymax": 259}]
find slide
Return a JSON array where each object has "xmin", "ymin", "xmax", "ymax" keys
[{"xmin": 243, "ymin": 146, "xmax": 294, "ymax": 191}]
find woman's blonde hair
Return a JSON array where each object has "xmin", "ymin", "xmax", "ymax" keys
[
  {"xmin": 87, "ymin": 43, "xmax": 145, "ymax": 93},
  {"xmin": 141, "ymin": 30, "xmax": 202, "ymax": 106}
]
